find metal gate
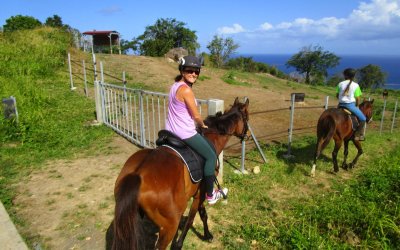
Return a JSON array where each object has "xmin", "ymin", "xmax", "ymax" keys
[{"xmin": 94, "ymin": 81, "xmax": 223, "ymax": 148}]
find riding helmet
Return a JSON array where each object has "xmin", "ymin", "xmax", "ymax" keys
[
  {"xmin": 178, "ymin": 55, "xmax": 202, "ymax": 71},
  {"xmin": 343, "ymin": 68, "xmax": 356, "ymax": 79}
]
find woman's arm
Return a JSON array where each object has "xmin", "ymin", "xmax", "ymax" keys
[{"xmin": 178, "ymin": 85, "xmax": 207, "ymax": 128}]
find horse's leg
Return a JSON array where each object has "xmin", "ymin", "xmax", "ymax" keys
[
  {"xmin": 198, "ymin": 199, "xmax": 213, "ymax": 241},
  {"xmin": 332, "ymin": 139, "xmax": 342, "ymax": 172},
  {"xmin": 155, "ymin": 217, "xmax": 180, "ymax": 250},
  {"xmin": 349, "ymin": 139, "xmax": 363, "ymax": 169},
  {"xmin": 311, "ymin": 137, "xmax": 325, "ymax": 177},
  {"xmin": 341, "ymin": 140, "xmax": 350, "ymax": 170},
  {"xmin": 172, "ymin": 196, "xmax": 201, "ymax": 250}
]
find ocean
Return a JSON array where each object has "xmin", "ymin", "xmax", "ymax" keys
[{"xmin": 239, "ymin": 54, "xmax": 400, "ymax": 90}]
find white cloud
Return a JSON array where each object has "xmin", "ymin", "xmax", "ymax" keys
[
  {"xmin": 216, "ymin": 0, "xmax": 400, "ymax": 43},
  {"xmin": 217, "ymin": 23, "xmax": 245, "ymax": 34},
  {"xmin": 260, "ymin": 22, "xmax": 273, "ymax": 30}
]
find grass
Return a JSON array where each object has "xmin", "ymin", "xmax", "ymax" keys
[
  {"xmin": 182, "ymin": 130, "xmax": 400, "ymax": 249},
  {"xmin": 0, "ymin": 28, "xmax": 114, "ymax": 214}
]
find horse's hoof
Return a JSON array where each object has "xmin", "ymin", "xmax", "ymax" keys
[
  {"xmin": 204, "ymin": 233, "xmax": 214, "ymax": 242},
  {"xmin": 348, "ymin": 163, "xmax": 354, "ymax": 169},
  {"xmin": 334, "ymin": 167, "xmax": 339, "ymax": 173},
  {"xmin": 342, "ymin": 164, "xmax": 348, "ymax": 170}
]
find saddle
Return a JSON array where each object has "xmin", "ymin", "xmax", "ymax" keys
[
  {"xmin": 156, "ymin": 130, "xmax": 216, "ymax": 183},
  {"xmin": 339, "ymin": 107, "xmax": 359, "ymax": 131}
]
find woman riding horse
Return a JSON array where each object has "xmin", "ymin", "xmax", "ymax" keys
[
  {"xmin": 166, "ymin": 55, "xmax": 227, "ymax": 205},
  {"xmin": 336, "ymin": 68, "xmax": 366, "ymax": 141},
  {"xmin": 311, "ymin": 99, "xmax": 374, "ymax": 177},
  {"xmin": 109, "ymin": 97, "xmax": 249, "ymax": 249}
]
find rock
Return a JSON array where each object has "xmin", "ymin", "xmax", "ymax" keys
[
  {"xmin": 164, "ymin": 47, "xmax": 188, "ymax": 62},
  {"xmin": 253, "ymin": 166, "xmax": 261, "ymax": 174}
]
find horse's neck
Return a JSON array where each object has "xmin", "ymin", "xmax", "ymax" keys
[{"xmin": 206, "ymin": 134, "xmax": 231, "ymax": 155}]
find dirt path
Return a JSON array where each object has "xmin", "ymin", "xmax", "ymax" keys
[{"xmin": 15, "ymin": 136, "xmax": 139, "ymax": 249}]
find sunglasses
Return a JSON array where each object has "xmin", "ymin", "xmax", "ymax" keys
[{"xmin": 183, "ymin": 69, "xmax": 200, "ymax": 75}]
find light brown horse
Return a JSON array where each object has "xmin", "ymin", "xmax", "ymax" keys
[
  {"xmin": 311, "ymin": 99, "xmax": 374, "ymax": 177},
  {"xmin": 108, "ymin": 97, "xmax": 249, "ymax": 250}
]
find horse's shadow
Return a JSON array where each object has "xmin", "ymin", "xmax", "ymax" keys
[{"xmin": 276, "ymin": 139, "xmax": 342, "ymax": 176}]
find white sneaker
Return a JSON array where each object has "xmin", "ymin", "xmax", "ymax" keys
[{"xmin": 207, "ymin": 188, "xmax": 228, "ymax": 205}]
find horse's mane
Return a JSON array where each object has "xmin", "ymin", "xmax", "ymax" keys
[
  {"xmin": 359, "ymin": 99, "xmax": 373, "ymax": 109},
  {"xmin": 204, "ymin": 105, "xmax": 242, "ymax": 135}
]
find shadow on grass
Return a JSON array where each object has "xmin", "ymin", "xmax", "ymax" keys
[{"xmin": 275, "ymin": 138, "xmax": 336, "ymax": 176}]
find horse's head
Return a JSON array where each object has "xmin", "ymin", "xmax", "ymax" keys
[
  {"xmin": 231, "ymin": 97, "xmax": 250, "ymax": 141},
  {"xmin": 359, "ymin": 99, "xmax": 374, "ymax": 123},
  {"xmin": 204, "ymin": 97, "xmax": 250, "ymax": 142}
]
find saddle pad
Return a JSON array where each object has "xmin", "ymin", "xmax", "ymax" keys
[
  {"xmin": 349, "ymin": 115, "xmax": 359, "ymax": 131},
  {"xmin": 339, "ymin": 108, "xmax": 359, "ymax": 130},
  {"xmin": 160, "ymin": 145, "xmax": 204, "ymax": 183}
]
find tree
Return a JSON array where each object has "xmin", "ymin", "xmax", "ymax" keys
[
  {"xmin": 45, "ymin": 15, "xmax": 63, "ymax": 28},
  {"xmin": 120, "ymin": 39, "xmax": 139, "ymax": 55},
  {"xmin": 286, "ymin": 45, "xmax": 340, "ymax": 84},
  {"xmin": 134, "ymin": 18, "xmax": 199, "ymax": 56},
  {"xmin": 358, "ymin": 64, "xmax": 387, "ymax": 89},
  {"xmin": 207, "ymin": 35, "xmax": 239, "ymax": 68},
  {"xmin": 3, "ymin": 15, "xmax": 42, "ymax": 32}
]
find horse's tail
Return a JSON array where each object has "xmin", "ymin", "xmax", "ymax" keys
[
  {"xmin": 112, "ymin": 174, "xmax": 141, "ymax": 250},
  {"xmin": 316, "ymin": 114, "xmax": 336, "ymax": 153},
  {"xmin": 312, "ymin": 114, "xmax": 336, "ymax": 177}
]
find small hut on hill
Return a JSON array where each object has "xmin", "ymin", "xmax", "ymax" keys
[{"xmin": 82, "ymin": 30, "xmax": 121, "ymax": 54}]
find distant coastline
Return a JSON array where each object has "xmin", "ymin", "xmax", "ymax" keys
[{"xmin": 237, "ymin": 54, "xmax": 400, "ymax": 90}]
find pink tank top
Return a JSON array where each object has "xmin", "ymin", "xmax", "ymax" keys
[{"xmin": 165, "ymin": 81, "xmax": 197, "ymax": 139}]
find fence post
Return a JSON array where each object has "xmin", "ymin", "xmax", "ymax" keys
[
  {"xmin": 325, "ymin": 96, "xmax": 329, "ymax": 110},
  {"xmin": 94, "ymin": 81, "xmax": 103, "ymax": 124},
  {"xmin": 68, "ymin": 53, "xmax": 76, "ymax": 90},
  {"xmin": 139, "ymin": 90, "xmax": 146, "ymax": 147},
  {"xmin": 247, "ymin": 124, "xmax": 267, "ymax": 163},
  {"xmin": 391, "ymin": 99, "xmax": 398, "ymax": 133},
  {"xmin": 379, "ymin": 98, "xmax": 387, "ymax": 135},
  {"xmin": 123, "ymin": 71, "xmax": 129, "ymax": 131},
  {"xmin": 92, "ymin": 53, "xmax": 97, "ymax": 82},
  {"xmin": 284, "ymin": 93, "xmax": 296, "ymax": 158},
  {"xmin": 100, "ymin": 61, "xmax": 104, "ymax": 83},
  {"xmin": 208, "ymin": 99, "xmax": 225, "ymax": 182},
  {"xmin": 83, "ymin": 60, "xmax": 88, "ymax": 97}
]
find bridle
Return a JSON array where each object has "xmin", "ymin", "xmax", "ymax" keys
[{"xmin": 236, "ymin": 109, "xmax": 249, "ymax": 142}]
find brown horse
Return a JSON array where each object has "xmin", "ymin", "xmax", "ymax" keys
[
  {"xmin": 311, "ymin": 99, "xmax": 374, "ymax": 177},
  {"xmin": 109, "ymin": 97, "xmax": 249, "ymax": 250}
]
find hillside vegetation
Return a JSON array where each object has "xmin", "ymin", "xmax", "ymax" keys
[{"xmin": 0, "ymin": 28, "xmax": 399, "ymax": 249}]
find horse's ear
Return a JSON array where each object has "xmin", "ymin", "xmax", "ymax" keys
[
  {"xmin": 370, "ymin": 98, "xmax": 374, "ymax": 104},
  {"xmin": 234, "ymin": 97, "xmax": 239, "ymax": 105},
  {"xmin": 244, "ymin": 98, "xmax": 249, "ymax": 107}
]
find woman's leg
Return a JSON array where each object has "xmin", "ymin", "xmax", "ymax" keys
[
  {"xmin": 184, "ymin": 133, "xmax": 217, "ymax": 195},
  {"xmin": 343, "ymin": 103, "xmax": 366, "ymax": 121},
  {"xmin": 340, "ymin": 103, "xmax": 366, "ymax": 140}
]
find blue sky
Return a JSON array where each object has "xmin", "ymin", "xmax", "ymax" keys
[{"xmin": 2, "ymin": 0, "xmax": 400, "ymax": 55}]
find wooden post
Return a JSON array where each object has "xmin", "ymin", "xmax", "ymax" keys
[
  {"xmin": 68, "ymin": 53, "xmax": 76, "ymax": 90},
  {"xmin": 208, "ymin": 99, "xmax": 224, "ymax": 183}
]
